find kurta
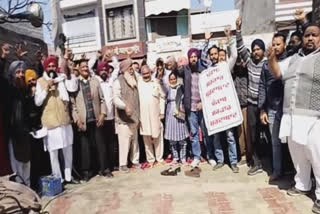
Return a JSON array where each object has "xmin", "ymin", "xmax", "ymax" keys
[
  {"xmin": 164, "ymin": 86, "xmax": 189, "ymax": 141},
  {"xmin": 137, "ymin": 79, "xmax": 165, "ymax": 138},
  {"xmin": 35, "ymin": 73, "xmax": 77, "ymax": 152}
]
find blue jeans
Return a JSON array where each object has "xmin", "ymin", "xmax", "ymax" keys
[
  {"xmin": 213, "ymin": 128, "xmax": 238, "ymax": 165},
  {"xmin": 187, "ymin": 111, "xmax": 203, "ymax": 160},
  {"xmin": 202, "ymin": 121, "xmax": 216, "ymax": 161},
  {"xmin": 268, "ymin": 109, "xmax": 282, "ymax": 175}
]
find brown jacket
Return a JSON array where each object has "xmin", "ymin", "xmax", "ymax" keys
[{"xmin": 71, "ymin": 76, "xmax": 106, "ymax": 131}]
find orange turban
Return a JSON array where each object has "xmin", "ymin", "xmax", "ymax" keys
[{"xmin": 25, "ymin": 69, "xmax": 37, "ymax": 85}]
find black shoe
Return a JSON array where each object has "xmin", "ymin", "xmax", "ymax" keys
[
  {"xmin": 81, "ymin": 171, "xmax": 90, "ymax": 183},
  {"xmin": 312, "ymin": 200, "xmax": 320, "ymax": 214},
  {"xmin": 64, "ymin": 178, "xmax": 80, "ymax": 185},
  {"xmin": 212, "ymin": 163, "xmax": 224, "ymax": 171},
  {"xmin": 105, "ymin": 171, "xmax": 114, "ymax": 178},
  {"xmin": 287, "ymin": 186, "xmax": 310, "ymax": 196},
  {"xmin": 231, "ymin": 164, "xmax": 239, "ymax": 173},
  {"xmin": 247, "ymin": 165, "xmax": 263, "ymax": 176},
  {"xmin": 161, "ymin": 168, "xmax": 177, "ymax": 176}
]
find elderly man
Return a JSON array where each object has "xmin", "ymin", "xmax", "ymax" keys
[
  {"xmin": 71, "ymin": 59, "xmax": 107, "ymax": 181},
  {"xmin": 178, "ymin": 48, "xmax": 205, "ymax": 169},
  {"xmin": 113, "ymin": 59, "xmax": 140, "ymax": 173},
  {"xmin": 6, "ymin": 61, "xmax": 31, "ymax": 186},
  {"xmin": 138, "ymin": 65, "xmax": 165, "ymax": 165},
  {"xmin": 268, "ymin": 23, "xmax": 320, "ymax": 214},
  {"xmin": 35, "ymin": 56, "xmax": 77, "ymax": 183}
]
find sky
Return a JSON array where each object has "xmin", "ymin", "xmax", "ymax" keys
[{"xmin": 191, "ymin": 0, "xmax": 235, "ymax": 12}]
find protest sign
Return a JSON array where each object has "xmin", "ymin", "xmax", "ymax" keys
[{"xmin": 199, "ymin": 62, "xmax": 243, "ymax": 135}]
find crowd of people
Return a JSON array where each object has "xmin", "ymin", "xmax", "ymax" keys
[{"xmin": 1, "ymin": 8, "xmax": 320, "ymax": 214}]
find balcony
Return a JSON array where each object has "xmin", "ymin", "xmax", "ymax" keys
[{"xmin": 60, "ymin": 0, "xmax": 98, "ymax": 10}]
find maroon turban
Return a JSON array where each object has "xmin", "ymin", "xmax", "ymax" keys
[
  {"xmin": 97, "ymin": 61, "xmax": 110, "ymax": 74},
  {"xmin": 187, "ymin": 48, "xmax": 200, "ymax": 59},
  {"xmin": 43, "ymin": 56, "xmax": 58, "ymax": 71}
]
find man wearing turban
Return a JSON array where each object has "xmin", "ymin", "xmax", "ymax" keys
[
  {"xmin": 6, "ymin": 60, "xmax": 32, "ymax": 186},
  {"xmin": 177, "ymin": 47, "xmax": 205, "ymax": 172},
  {"xmin": 113, "ymin": 58, "xmax": 140, "ymax": 172},
  {"xmin": 95, "ymin": 56, "xmax": 120, "ymax": 177},
  {"xmin": 35, "ymin": 56, "xmax": 78, "ymax": 183}
]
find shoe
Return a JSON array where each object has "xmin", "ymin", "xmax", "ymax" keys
[
  {"xmin": 161, "ymin": 167, "xmax": 181, "ymax": 176},
  {"xmin": 268, "ymin": 173, "xmax": 281, "ymax": 183},
  {"xmin": 237, "ymin": 159, "xmax": 247, "ymax": 167},
  {"xmin": 190, "ymin": 159, "xmax": 200, "ymax": 168},
  {"xmin": 133, "ymin": 163, "xmax": 141, "ymax": 169},
  {"xmin": 212, "ymin": 163, "xmax": 224, "ymax": 171},
  {"xmin": 231, "ymin": 164, "xmax": 239, "ymax": 173},
  {"xmin": 80, "ymin": 171, "xmax": 90, "ymax": 183},
  {"xmin": 208, "ymin": 159, "xmax": 217, "ymax": 167},
  {"xmin": 184, "ymin": 167, "xmax": 201, "ymax": 178},
  {"xmin": 287, "ymin": 186, "xmax": 310, "ymax": 196},
  {"xmin": 120, "ymin": 166, "xmax": 130, "ymax": 173},
  {"xmin": 64, "ymin": 178, "xmax": 80, "ymax": 185},
  {"xmin": 104, "ymin": 171, "xmax": 114, "ymax": 178},
  {"xmin": 312, "ymin": 200, "xmax": 320, "ymax": 214},
  {"xmin": 247, "ymin": 165, "xmax": 263, "ymax": 176}
]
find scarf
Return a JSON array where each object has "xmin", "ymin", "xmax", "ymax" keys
[{"xmin": 123, "ymin": 72, "xmax": 137, "ymax": 88}]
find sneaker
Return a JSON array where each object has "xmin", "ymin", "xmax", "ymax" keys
[
  {"xmin": 287, "ymin": 186, "xmax": 310, "ymax": 196},
  {"xmin": 190, "ymin": 159, "xmax": 201, "ymax": 168},
  {"xmin": 184, "ymin": 167, "xmax": 201, "ymax": 178},
  {"xmin": 212, "ymin": 163, "xmax": 224, "ymax": 171},
  {"xmin": 312, "ymin": 200, "xmax": 320, "ymax": 214},
  {"xmin": 119, "ymin": 166, "xmax": 130, "ymax": 173},
  {"xmin": 231, "ymin": 164, "xmax": 239, "ymax": 173},
  {"xmin": 132, "ymin": 163, "xmax": 141, "ymax": 169},
  {"xmin": 208, "ymin": 159, "xmax": 217, "ymax": 167},
  {"xmin": 247, "ymin": 165, "xmax": 263, "ymax": 176}
]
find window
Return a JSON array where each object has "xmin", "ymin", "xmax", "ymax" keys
[{"xmin": 106, "ymin": 6, "xmax": 136, "ymax": 41}]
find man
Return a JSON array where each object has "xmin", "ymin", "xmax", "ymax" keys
[
  {"xmin": 268, "ymin": 23, "xmax": 320, "ymax": 214},
  {"xmin": 258, "ymin": 33, "xmax": 287, "ymax": 182},
  {"xmin": 177, "ymin": 48, "xmax": 205, "ymax": 168},
  {"xmin": 0, "ymin": 43, "xmax": 11, "ymax": 176},
  {"xmin": 7, "ymin": 61, "xmax": 31, "ymax": 186},
  {"xmin": 236, "ymin": 17, "xmax": 267, "ymax": 176},
  {"xmin": 201, "ymin": 27, "xmax": 239, "ymax": 173},
  {"xmin": 96, "ymin": 57, "xmax": 120, "ymax": 176},
  {"xmin": 138, "ymin": 65, "xmax": 165, "ymax": 165},
  {"xmin": 232, "ymin": 56, "xmax": 251, "ymax": 165},
  {"xmin": 71, "ymin": 59, "xmax": 107, "ymax": 180},
  {"xmin": 25, "ymin": 69, "xmax": 50, "ymax": 189},
  {"xmin": 35, "ymin": 56, "xmax": 77, "ymax": 183},
  {"xmin": 132, "ymin": 62, "xmax": 140, "ymax": 74},
  {"xmin": 113, "ymin": 59, "xmax": 140, "ymax": 173},
  {"xmin": 218, "ymin": 49, "xmax": 227, "ymax": 62}
]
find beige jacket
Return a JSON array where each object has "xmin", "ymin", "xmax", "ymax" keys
[{"xmin": 71, "ymin": 76, "xmax": 106, "ymax": 131}]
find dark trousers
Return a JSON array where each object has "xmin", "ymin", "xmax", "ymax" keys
[
  {"xmin": 247, "ymin": 104, "xmax": 262, "ymax": 166},
  {"xmin": 101, "ymin": 120, "xmax": 116, "ymax": 171},
  {"xmin": 78, "ymin": 122, "xmax": 106, "ymax": 175}
]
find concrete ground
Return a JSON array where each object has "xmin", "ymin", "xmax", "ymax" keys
[{"xmin": 42, "ymin": 163, "xmax": 315, "ymax": 214}]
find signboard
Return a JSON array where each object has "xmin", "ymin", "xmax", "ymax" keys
[
  {"xmin": 199, "ymin": 62, "xmax": 243, "ymax": 135},
  {"xmin": 102, "ymin": 41, "xmax": 145, "ymax": 60},
  {"xmin": 155, "ymin": 36, "xmax": 182, "ymax": 53}
]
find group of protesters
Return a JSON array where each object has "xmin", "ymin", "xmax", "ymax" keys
[{"xmin": 1, "ymin": 8, "xmax": 320, "ymax": 214}]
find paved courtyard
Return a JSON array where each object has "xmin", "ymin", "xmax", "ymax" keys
[{"xmin": 42, "ymin": 163, "xmax": 315, "ymax": 214}]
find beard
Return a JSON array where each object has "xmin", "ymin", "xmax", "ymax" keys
[
  {"xmin": 15, "ymin": 78, "xmax": 25, "ymax": 88},
  {"xmin": 47, "ymin": 70, "xmax": 57, "ymax": 79},
  {"xmin": 124, "ymin": 72, "xmax": 137, "ymax": 88},
  {"xmin": 101, "ymin": 73, "xmax": 108, "ymax": 81},
  {"xmin": 189, "ymin": 62, "xmax": 198, "ymax": 72}
]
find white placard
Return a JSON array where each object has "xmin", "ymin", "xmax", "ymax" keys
[{"xmin": 199, "ymin": 62, "xmax": 243, "ymax": 135}]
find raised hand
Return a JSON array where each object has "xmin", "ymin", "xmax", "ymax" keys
[
  {"xmin": 15, "ymin": 43, "xmax": 28, "ymax": 59},
  {"xmin": 236, "ymin": 17, "xmax": 242, "ymax": 31},
  {"xmin": 294, "ymin": 8, "xmax": 306, "ymax": 23},
  {"xmin": 205, "ymin": 30, "xmax": 213, "ymax": 42},
  {"xmin": 224, "ymin": 25, "xmax": 232, "ymax": 40},
  {"xmin": 1, "ymin": 43, "xmax": 10, "ymax": 59},
  {"xmin": 266, "ymin": 46, "xmax": 276, "ymax": 61}
]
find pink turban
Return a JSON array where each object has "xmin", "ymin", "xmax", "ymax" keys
[
  {"xmin": 43, "ymin": 56, "xmax": 58, "ymax": 71},
  {"xmin": 187, "ymin": 48, "xmax": 200, "ymax": 59},
  {"xmin": 97, "ymin": 61, "xmax": 110, "ymax": 74}
]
